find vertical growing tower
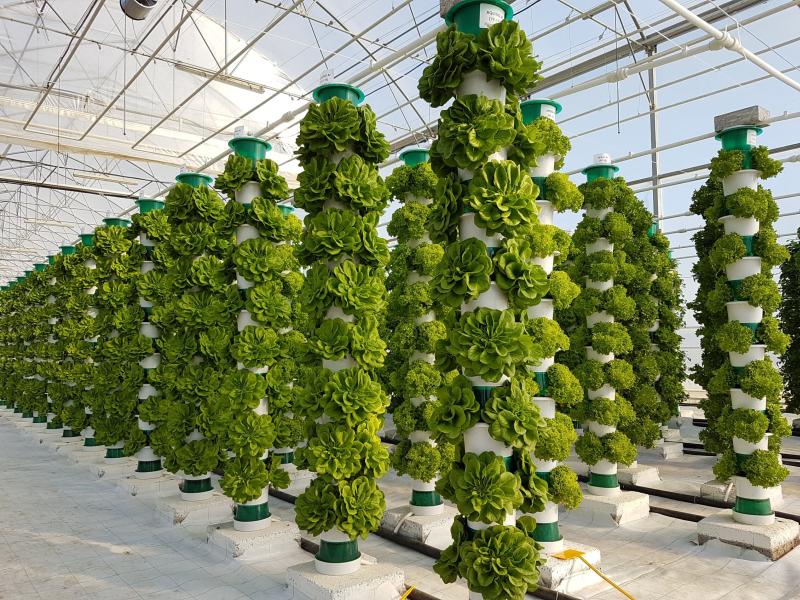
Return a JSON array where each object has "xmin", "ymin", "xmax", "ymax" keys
[
  {"xmin": 215, "ymin": 136, "xmax": 299, "ymax": 530},
  {"xmin": 90, "ymin": 217, "xmax": 149, "ymax": 465},
  {"xmin": 566, "ymin": 158, "xmax": 638, "ymax": 497},
  {"xmin": 691, "ymin": 125, "xmax": 790, "ymax": 532},
  {"xmin": 132, "ymin": 198, "xmax": 168, "ymax": 479},
  {"xmin": 516, "ymin": 98, "xmax": 584, "ymax": 552},
  {"xmin": 385, "ymin": 147, "xmax": 453, "ymax": 517},
  {"xmin": 293, "ymin": 82, "xmax": 391, "ymax": 575},
  {"xmin": 420, "ymin": 1, "xmax": 556, "ymax": 597},
  {"xmin": 144, "ymin": 172, "xmax": 235, "ymax": 500}
]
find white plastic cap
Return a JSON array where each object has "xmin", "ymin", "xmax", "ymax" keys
[{"xmin": 594, "ymin": 153, "xmax": 612, "ymax": 164}]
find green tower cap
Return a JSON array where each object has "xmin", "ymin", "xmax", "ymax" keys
[
  {"xmin": 228, "ymin": 137, "xmax": 271, "ymax": 162},
  {"xmin": 445, "ymin": 0, "xmax": 513, "ymax": 36},
  {"xmin": 582, "ymin": 154, "xmax": 620, "ymax": 182},
  {"xmin": 312, "ymin": 83, "xmax": 365, "ymax": 106},
  {"xmin": 79, "ymin": 233, "xmax": 94, "ymax": 247},
  {"xmin": 715, "ymin": 125, "xmax": 763, "ymax": 151},
  {"xmin": 24, "ymin": 270, "xmax": 32, "ymax": 277},
  {"xmin": 399, "ymin": 148, "xmax": 430, "ymax": 167},
  {"xmin": 520, "ymin": 99, "xmax": 562, "ymax": 125},
  {"xmin": 18, "ymin": 275, "xmax": 26, "ymax": 282},
  {"xmin": 34, "ymin": 263, "xmax": 47, "ymax": 272},
  {"xmin": 47, "ymin": 255, "xmax": 57, "ymax": 265},
  {"xmin": 278, "ymin": 205, "xmax": 295, "ymax": 216},
  {"xmin": 60, "ymin": 245, "xmax": 76, "ymax": 256},
  {"xmin": 103, "ymin": 217, "xmax": 131, "ymax": 228},
  {"xmin": 136, "ymin": 198, "xmax": 165, "ymax": 214},
  {"xmin": 175, "ymin": 172, "xmax": 213, "ymax": 188}
]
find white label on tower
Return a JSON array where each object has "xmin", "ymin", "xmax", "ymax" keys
[
  {"xmin": 746, "ymin": 128, "xmax": 757, "ymax": 146},
  {"xmin": 594, "ymin": 153, "xmax": 612, "ymax": 165},
  {"xmin": 541, "ymin": 104, "xmax": 556, "ymax": 121},
  {"xmin": 319, "ymin": 69, "xmax": 334, "ymax": 86},
  {"xmin": 234, "ymin": 125, "xmax": 245, "ymax": 137},
  {"xmin": 480, "ymin": 3, "xmax": 504, "ymax": 28}
]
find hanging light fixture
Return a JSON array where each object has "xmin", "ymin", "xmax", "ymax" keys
[{"xmin": 120, "ymin": 0, "xmax": 157, "ymax": 21}]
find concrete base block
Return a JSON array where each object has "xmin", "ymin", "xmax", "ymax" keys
[
  {"xmin": 287, "ymin": 560, "xmax": 405, "ymax": 600},
  {"xmin": 539, "ymin": 540, "xmax": 602, "ymax": 594},
  {"xmin": 659, "ymin": 441, "xmax": 684, "ymax": 459},
  {"xmin": 579, "ymin": 489, "xmax": 650, "ymax": 525},
  {"xmin": 700, "ymin": 479, "xmax": 783, "ymax": 507},
  {"xmin": 380, "ymin": 505, "xmax": 457, "ymax": 545},
  {"xmin": 663, "ymin": 428, "xmax": 682, "ymax": 442},
  {"xmin": 115, "ymin": 474, "xmax": 177, "ymax": 499},
  {"xmin": 206, "ymin": 518, "xmax": 300, "ymax": 560},
  {"xmin": 155, "ymin": 492, "xmax": 233, "ymax": 527},
  {"xmin": 697, "ymin": 510, "xmax": 799, "ymax": 560},
  {"xmin": 284, "ymin": 470, "xmax": 315, "ymax": 496},
  {"xmin": 617, "ymin": 464, "xmax": 661, "ymax": 486}
]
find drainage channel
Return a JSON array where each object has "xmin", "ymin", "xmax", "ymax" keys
[{"xmin": 269, "ymin": 488, "xmax": 583, "ymax": 600}]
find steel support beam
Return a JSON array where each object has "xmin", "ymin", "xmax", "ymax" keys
[
  {"xmin": 0, "ymin": 175, "xmax": 139, "ymax": 199},
  {"xmin": 23, "ymin": 0, "xmax": 107, "ymax": 129},
  {"xmin": 532, "ymin": 0, "xmax": 767, "ymax": 93},
  {"xmin": 647, "ymin": 49, "xmax": 662, "ymax": 228}
]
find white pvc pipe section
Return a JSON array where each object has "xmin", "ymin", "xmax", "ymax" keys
[{"xmin": 658, "ymin": 0, "xmax": 800, "ymax": 93}]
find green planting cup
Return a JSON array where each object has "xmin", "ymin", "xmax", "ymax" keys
[
  {"xmin": 445, "ymin": 0, "xmax": 513, "ymax": 36},
  {"xmin": 60, "ymin": 245, "xmax": 76, "ymax": 256},
  {"xmin": 399, "ymin": 148, "xmax": 430, "ymax": 167},
  {"xmin": 520, "ymin": 98, "xmax": 562, "ymax": 125},
  {"xmin": 716, "ymin": 126, "xmax": 763, "ymax": 169},
  {"xmin": 103, "ymin": 217, "xmax": 131, "ymax": 228},
  {"xmin": 582, "ymin": 163, "xmax": 620, "ymax": 183},
  {"xmin": 136, "ymin": 198, "xmax": 164, "ymax": 214},
  {"xmin": 79, "ymin": 233, "xmax": 94, "ymax": 247},
  {"xmin": 228, "ymin": 136, "xmax": 271, "ymax": 163},
  {"xmin": 312, "ymin": 83, "xmax": 365, "ymax": 106},
  {"xmin": 175, "ymin": 172, "xmax": 213, "ymax": 188}
]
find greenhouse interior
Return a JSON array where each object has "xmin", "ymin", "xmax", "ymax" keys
[{"xmin": 1, "ymin": 0, "xmax": 800, "ymax": 599}]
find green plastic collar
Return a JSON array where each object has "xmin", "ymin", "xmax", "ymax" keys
[
  {"xmin": 520, "ymin": 98, "xmax": 562, "ymax": 125},
  {"xmin": 399, "ymin": 147, "xmax": 430, "ymax": 167},
  {"xmin": 445, "ymin": 0, "xmax": 513, "ymax": 35},
  {"xmin": 175, "ymin": 172, "xmax": 213, "ymax": 188},
  {"xmin": 312, "ymin": 83, "xmax": 365, "ymax": 106}
]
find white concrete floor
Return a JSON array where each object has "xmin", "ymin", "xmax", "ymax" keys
[{"xmin": 4, "ymin": 416, "xmax": 800, "ymax": 600}]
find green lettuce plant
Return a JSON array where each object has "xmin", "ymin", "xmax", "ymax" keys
[
  {"xmin": 433, "ymin": 238, "xmax": 493, "ymax": 307},
  {"xmin": 466, "ymin": 161, "xmax": 539, "ymax": 236},
  {"xmin": 434, "ymin": 517, "xmax": 542, "ymax": 600},
  {"xmin": 779, "ymin": 237, "xmax": 800, "ymax": 411},
  {"xmin": 430, "ymin": 95, "xmax": 516, "ymax": 174},
  {"xmin": 545, "ymin": 172, "xmax": 583, "ymax": 212},
  {"xmin": 438, "ymin": 451, "xmax": 521, "ymax": 523},
  {"xmin": 447, "ymin": 307, "xmax": 534, "ymax": 381}
]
